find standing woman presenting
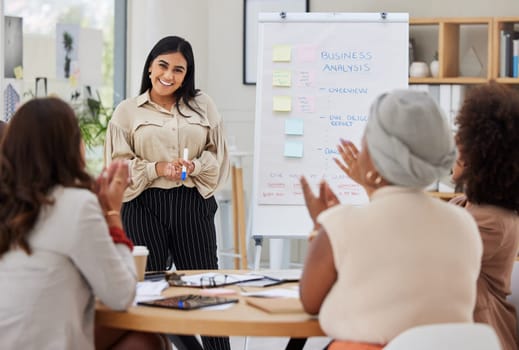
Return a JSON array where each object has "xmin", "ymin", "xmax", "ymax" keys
[
  {"xmin": 105, "ymin": 35, "xmax": 229, "ymax": 272},
  {"xmin": 104, "ymin": 35, "xmax": 230, "ymax": 350}
]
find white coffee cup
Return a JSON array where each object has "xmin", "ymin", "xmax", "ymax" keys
[{"xmin": 132, "ymin": 246, "xmax": 149, "ymax": 281}]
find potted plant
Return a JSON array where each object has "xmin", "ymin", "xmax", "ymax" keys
[{"xmin": 73, "ymin": 90, "xmax": 112, "ymax": 174}]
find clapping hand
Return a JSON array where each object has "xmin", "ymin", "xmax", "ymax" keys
[
  {"xmin": 300, "ymin": 176, "xmax": 340, "ymax": 228},
  {"xmin": 334, "ymin": 139, "xmax": 364, "ymax": 185},
  {"xmin": 96, "ymin": 160, "xmax": 130, "ymax": 214},
  {"xmin": 335, "ymin": 138, "xmax": 378, "ymax": 196}
]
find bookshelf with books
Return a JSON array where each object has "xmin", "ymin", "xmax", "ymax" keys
[
  {"xmin": 410, "ymin": 17, "xmax": 519, "ymax": 86},
  {"xmin": 493, "ymin": 18, "xmax": 519, "ymax": 83}
]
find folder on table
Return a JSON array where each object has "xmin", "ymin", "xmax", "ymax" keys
[{"xmin": 246, "ymin": 297, "xmax": 304, "ymax": 314}]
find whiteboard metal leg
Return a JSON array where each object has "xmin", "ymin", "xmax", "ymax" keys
[
  {"xmin": 270, "ymin": 238, "xmax": 289, "ymax": 269},
  {"xmin": 252, "ymin": 235, "xmax": 263, "ymax": 271}
]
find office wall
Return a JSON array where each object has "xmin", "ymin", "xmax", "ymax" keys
[
  {"xmin": 126, "ymin": 0, "xmax": 208, "ymax": 97},
  {"xmin": 126, "ymin": 0, "xmax": 517, "ymax": 265},
  {"xmin": 127, "ymin": 0, "xmax": 519, "ymax": 199},
  {"xmin": 310, "ymin": 1, "xmax": 513, "ymax": 17}
]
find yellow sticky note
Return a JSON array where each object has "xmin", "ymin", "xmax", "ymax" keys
[
  {"xmin": 13, "ymin": 66, "xmax": 23, "ymax": 79},
  {"xmin": 273, "ymin": 96, "xmax": 292, "ymax": 112},
  {"xmin": 272, "ymin": 45, "xmax": 291, "ymax": 62},
  {"xmin": 272, "ymin": 70, "xmax": 292, "ymax": 87}
]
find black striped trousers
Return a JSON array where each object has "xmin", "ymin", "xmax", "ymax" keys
[{"xmin": 122, "ymin": 186, "xmax": 230, "ymax": 350}]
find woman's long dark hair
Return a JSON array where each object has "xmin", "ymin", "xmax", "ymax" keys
[
  {"xmin": 140, "ymin": 36, "xmax": 201, "ymax": 117},
  {"xmin": 0, "ymin": 97, "xmax": 95, "ymax": 258}
]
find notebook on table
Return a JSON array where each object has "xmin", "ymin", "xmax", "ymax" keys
[{"xmin": 137, "ymin": 294, "xmax": 239, "ymax": 310}]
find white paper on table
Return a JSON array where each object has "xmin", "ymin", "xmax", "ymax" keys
[
  {"xmin": 133, "ymin": 280, "xmax": 169, "ymax": 305},
  {"xmin": 241, "ymin": 288, "xmax": 299, "ymax": 298},
  {"xmin": 198, "ymin": 303, "xmax": 237, "ymax": 311}
]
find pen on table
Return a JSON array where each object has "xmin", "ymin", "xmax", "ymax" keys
[{"xmin": 181, "ymin": 147, "xmax": 188, "ymax": 181}]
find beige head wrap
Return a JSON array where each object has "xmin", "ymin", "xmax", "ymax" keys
[{"xmin": 365, "ymin": 89, "xmax": 456, "ymax": 188}]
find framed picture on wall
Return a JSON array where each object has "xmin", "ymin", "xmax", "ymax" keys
[{"xmin": 243, "ymin": 0, "xmax": 309, "ymax": 85}]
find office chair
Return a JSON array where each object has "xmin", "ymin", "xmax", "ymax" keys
[{"xmin": 383, "ymin": 323, "xmax": 501, "ymax": 350}]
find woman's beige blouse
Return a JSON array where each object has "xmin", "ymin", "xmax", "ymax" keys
[{"xmin": 105, "ymin": 91, "xmax": 230, "ymax": 201}]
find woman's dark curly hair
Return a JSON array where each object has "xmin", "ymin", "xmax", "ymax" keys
[
  {"xmin": 0, "ymin": 97, "xmax": 95, "ymax": 258},
  {"xmin": 454, "ymin": 82, "xmax": 519, "ymax": 211}
]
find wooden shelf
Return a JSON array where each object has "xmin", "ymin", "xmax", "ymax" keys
[
  {"xmin": 409, "ymin": 77, "xmax": 488, "ymax": 84},
  {"xmin": 409, "ymin": 17, "xmax": 519, "ymax": 85},
  {"xmin": 494, "ymin": 77, "xmax": 519, "ymax": 84}
]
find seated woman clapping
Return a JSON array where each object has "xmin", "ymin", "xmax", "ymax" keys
[
  {"xmin": 299, "ymin": 90, "xmax": 483, "ymax": 350},
  {"xmin": 0, "ymin": 97, "xmax": 170, "ymax": 350}
]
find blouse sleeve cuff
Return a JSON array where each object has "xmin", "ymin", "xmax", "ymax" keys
[
  {"xmin": 146, "ymin": 162, "xmax": 158, "ymax": 181},
  {"xmin": 190, "ymin": 159, "xmax": 202, "ymax": 177}
]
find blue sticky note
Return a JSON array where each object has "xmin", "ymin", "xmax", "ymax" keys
[
  {"xmin": 285, "ymin": 119, "xmax": 304, "ymax": 136},
  {"xmin": 284, "ymin": 141, "xmax": 303, "ymax": 158}
]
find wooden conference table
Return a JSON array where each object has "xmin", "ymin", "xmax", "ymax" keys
[{"xmin": 95, "ymin": 270, "xmax": 325, "ymax": 348}]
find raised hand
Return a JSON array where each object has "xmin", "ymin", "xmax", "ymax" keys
[
  {"xmin": 335, "ymin": 138, "xmax": 379, "ymax": 196},
  {"xmin": 334, "ymin": 139, "xmax": 364, "ymax": 185},
  {"xmin": 96, "ymin": 160, "xmax": 129, "ymax": 214},
  {"xmin": 300, "ymin": 176, "xmax": 340, "ymax": 228}
]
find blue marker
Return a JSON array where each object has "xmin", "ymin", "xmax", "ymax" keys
[{"xmin": 181, "ymin": 148, "xmax": 188, "ymax": 181}]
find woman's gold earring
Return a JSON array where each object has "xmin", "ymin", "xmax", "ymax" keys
[
  {"xmin": 375, "ymin": 176, "xmax": 382, "ymax": 185},
  {"xmin": 366, "ymin": 170, "xmax": 374, "ymax": 181}
]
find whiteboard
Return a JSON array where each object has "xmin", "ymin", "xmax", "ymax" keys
[
  {"xmin": 251, "ymin": 12, "xmax": 409, "ymax": 238},
  {"xmin": 244, "ymin": 0, "xmax": 308, "ymax": 84}
]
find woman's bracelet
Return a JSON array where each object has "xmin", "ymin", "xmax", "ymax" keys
[{"xmin": 105, "ymin": 210, "xmax": 120, "ymax": 217}]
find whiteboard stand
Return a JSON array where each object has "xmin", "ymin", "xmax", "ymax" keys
[
  {"xmin": 252, "ymin": 234, "xmax": 307, "ymax": 271},
  {"xmin": 231, "ymin": 151, "xmax": 250, "ymax": 269},
  {"xmin": 252, "ymin": 235, "xmax": 263, "ymax": 271}
]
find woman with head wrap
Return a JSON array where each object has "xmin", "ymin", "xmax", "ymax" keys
[
  {"xmin": 450, "ymin": 82, "xmax": 519, "ymax": 350},
  {"xmin": 299, "ymin": 90, "xmax": 483, "ymax": 350}
]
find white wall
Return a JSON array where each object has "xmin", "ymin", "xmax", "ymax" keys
[
  {"xmin": 126, "ymin": 0, "xmax": 208, "ymax": 97},
  {"xmin": 309, "ymin": 1, "xmax": 514, "ymax": 17}
]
